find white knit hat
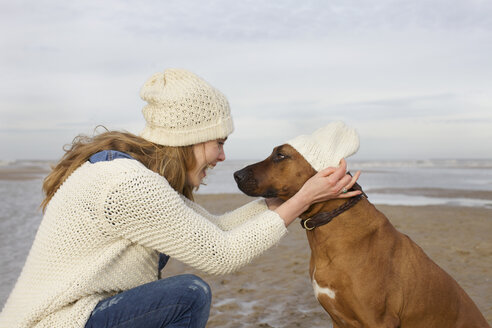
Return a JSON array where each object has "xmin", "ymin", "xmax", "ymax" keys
[
  {"xmin": 139, "ymin": 69, "xmax": 234, "ymax": 146},
  {"xmin": 286, "ymin": 121, "xmax": 360, "ymax": 172}
]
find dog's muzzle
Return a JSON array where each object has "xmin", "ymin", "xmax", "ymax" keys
[
  {"xmin": 234, "ymin": 167, "xmax": 279, "ymax": 198},
  {"xmin": 234, "ymin": 167, "xmax": 258, "ymax": 196}
]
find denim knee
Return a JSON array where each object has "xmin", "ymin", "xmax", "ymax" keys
[
  {"xmin": 180, "ymin": 274, "xmax": 212, "ymax": 307},
  {"xmin": 85, "ymin": 275, "xmax": 212, "ymax": 328}
]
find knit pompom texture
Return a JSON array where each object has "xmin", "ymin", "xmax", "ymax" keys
[
  {"xmin": 140, "ymin": 69, "xmax": 234, "ymax": 146},
  {"xmin": 286, "ymin": 121, "xmax": 360, "ymax": 171}
]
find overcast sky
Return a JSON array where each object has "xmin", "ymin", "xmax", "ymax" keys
[{"xmin": 1, "ymin": 0, "xmax": 491, "ymax": 161}]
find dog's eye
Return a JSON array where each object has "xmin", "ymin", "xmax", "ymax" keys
[{"xmin": 273, "ymin": 153, "xmax": 287, "ymax": 162}]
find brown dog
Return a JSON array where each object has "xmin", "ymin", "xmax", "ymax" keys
[{"xmin": 234, "ymin": 144, "xmax": 489, "ymax": 328}]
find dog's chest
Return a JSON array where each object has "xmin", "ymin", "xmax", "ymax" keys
[
  {"xmin": 312, "ymin": 266, "xmax": 354, "ymax": 325},
  {"xmin": 312, "ymin": 267, "xmax": 336, "ymax": 300}
]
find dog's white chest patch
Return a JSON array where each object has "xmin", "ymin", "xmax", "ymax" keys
[{"xmin": 312, "ymin": 267, "xmax": 336, "ymax": 300}]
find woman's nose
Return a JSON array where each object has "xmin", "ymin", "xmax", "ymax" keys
[{"xmin": 218, "ymin": 149, "xmax": 226, "ymax": 162}]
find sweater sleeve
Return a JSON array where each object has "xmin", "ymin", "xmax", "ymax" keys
[
  {"xmin": 102, "ymin": 169, "xmax": 287, "ymax": 275},
  {"xmin": 180, "ymin": 196, "xmax": 270, "ymax": 231}
]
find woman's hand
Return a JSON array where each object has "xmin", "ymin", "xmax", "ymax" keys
[
  {"xmin": 297, "ymin": 158, "xmax": 361, "ymax": 205},
  {"xmin": 273, "ymin": 158, "xmax": 361, "ymax": 227}
]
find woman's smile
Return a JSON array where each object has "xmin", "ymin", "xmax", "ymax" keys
[{"xmin": 187, "ymin": 139, "xmax": 226, "ymax": 188}]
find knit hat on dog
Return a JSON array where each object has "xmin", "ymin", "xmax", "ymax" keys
[
  {"xmin": 286, "ymin": 121, "xmax": 359, "ymax": 172},
  {"xmin": 140, "ymin": 69, "xmax": 234, "ymax": 146}
]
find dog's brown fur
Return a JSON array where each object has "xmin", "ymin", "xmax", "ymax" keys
[{"xmin": 234, "ymin": 144, "xmax": 489, "ymax": 328}]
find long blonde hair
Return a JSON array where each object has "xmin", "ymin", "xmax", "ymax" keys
[{"xmin": 41, "ymin": 129, "xmax": 196, "ymax": 212}]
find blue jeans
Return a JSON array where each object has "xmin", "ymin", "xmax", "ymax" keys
[{"xmin": 85, "ymin": 274, "xmax": 212, "ymax": 328}]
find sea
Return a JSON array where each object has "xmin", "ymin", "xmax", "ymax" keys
[{"xmin": 1, "ymin": 158, "xmax": 492, "ymax": 309}]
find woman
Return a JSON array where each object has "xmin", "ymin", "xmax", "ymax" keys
[{"xmin": 0, "ymin": 69, "xmax": 361, "ymax": 327}]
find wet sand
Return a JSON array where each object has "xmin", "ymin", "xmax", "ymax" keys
[
  {"xmin": 160, "ymin": 194, "xmax": 492, "ymax": 327},
  {"xmin": 0, "ymin": 163, "xmax": 51, "ymax": 180}
]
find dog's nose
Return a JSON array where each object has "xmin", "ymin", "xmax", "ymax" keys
[{"xmin": 234, "ymin": 169, "xmax": 248, "ymax": 184}]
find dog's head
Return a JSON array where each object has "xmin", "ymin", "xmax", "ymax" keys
[
  {"xmin": 234, "ymin": 144, "xmax": 316, "ymax": 201},
  {"xmin": 234, "ymin": 122, "xmax": 360, "ymax": 202}
]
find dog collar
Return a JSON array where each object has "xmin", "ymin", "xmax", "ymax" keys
[{"xmin": 300, "ymin": 182, "xmax": 367, "ymax": 231}]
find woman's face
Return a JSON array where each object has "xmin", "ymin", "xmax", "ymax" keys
[{"xmin": 187, "ymin": 138, "xmax": 227, "ymax": 188}]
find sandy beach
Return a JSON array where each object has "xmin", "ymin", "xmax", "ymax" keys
[
  {"xmin": 160, "ymin": 194, "xmax": 492, "ymax": 327},
  {"xmin": 0, "ymin": 164, "xmax": 51, "ymax": 181},
  {"xmin": 0, "ymin": 164, "xmax": 490, "ymax": 326}
]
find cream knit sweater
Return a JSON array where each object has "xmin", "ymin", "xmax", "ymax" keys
[{"xmin": 0, "ymin": 159, "xmax": 287, "ymax": 327}]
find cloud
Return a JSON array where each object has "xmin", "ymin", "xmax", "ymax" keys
[
  {"xmin": 102, "ymin": 0, "xmax": 492, "ymax": 40},
  {"xmin": 0, "ymin": 0, "xmax": 491, "ymax": 160}
]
